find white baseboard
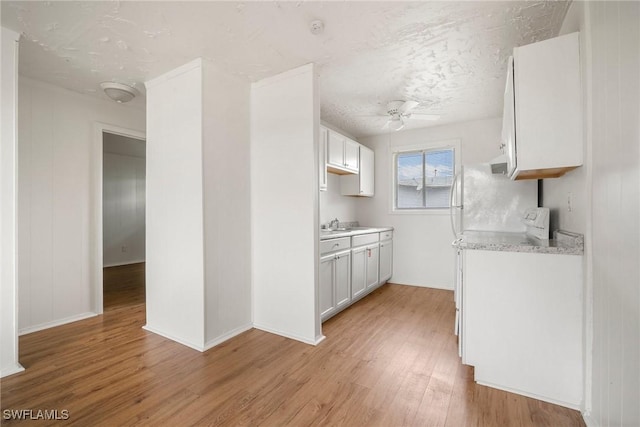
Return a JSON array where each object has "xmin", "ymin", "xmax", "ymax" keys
[
  {"xmin": 393, "ymin": 282, "xmax": 454, "ymax": 291},
  {"xmin": 103, "ymin": 259, "xmax": 145, "ymax": 268},
  {"xmin": 19, "ymin": 312, "xmax": 98, "ymax": 336},
  {"xmin": 203, "ymin": 324, "xmax": 253, "ymax": 351},
  {"xmin": 1, "ymin": 363, "xmax": 25, "ymax": 378},
  {"xmin": 475, "ymin": 379, "xmax": 581, "ymax": 411},
  {"xmin": 253, "ymin": 323, "xmax": 320, "ymax": 345},
  {"xmin": 142, "ymin": 325, "xmax": 204, "ymax": 352},
  {"xmin": 582, "ymin": 413, "xmax": 598, "ymax": 427}
]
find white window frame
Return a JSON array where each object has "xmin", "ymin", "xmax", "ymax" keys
[{"xmin": 389, "ymin": 139, "xmax": 461, "ymax": 215}]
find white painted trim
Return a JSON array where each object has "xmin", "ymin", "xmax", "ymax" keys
[
  {"xmin": 253, "ymin": 323, "xmax": 324, "ymax": 346},
  {"xmin": 0, "ymin": 363, "xmax": 24, "ymax": 378},
  {"xmin": 142, "ymin": 325, "xmax": 205, "ymax": 352},
  {"xmin": 144, "ymin": 58, "xmax": 203, "ymax": 89},
  {"xmin": 203, "ymin": 324, "xmax": 253, "ymax": 351},
  {"xmin": 582, "ymin": 413, "xmax": 598, "ymax": 427},
  {"xmin": 92, "ymin": 123, "xmax": 145, "ymax": 316},
  {"xmin": 103, "ymin": 260, "xmax": 146, "ymax": 268},
  {"xmin": 18, "ymin": 312, "xmax": 97, "ymax": 336},
  {"xmin": 475, "ymin": 379, "xmax": 581, "ymax": 411},
  {"xmin": 1, "ymin": 28, "xmax": 22, "ymax": 380}
]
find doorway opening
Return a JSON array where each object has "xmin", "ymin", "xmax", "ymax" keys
[{"xmin": 101, "ymin": 131, "xmax": 146, "ymax": 313}]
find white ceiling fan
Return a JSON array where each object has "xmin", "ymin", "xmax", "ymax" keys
[{"xmin": 381, "ymin": 100, "xmax": 440, "ymax": 131}]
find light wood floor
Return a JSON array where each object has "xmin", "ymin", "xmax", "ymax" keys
[{"xmin": 1, "ymin": 264, "xmax": 584, "ymax": 426}]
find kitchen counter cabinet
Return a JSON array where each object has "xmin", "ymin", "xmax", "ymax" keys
[
  {"xmin": 319, "ymin": 126, "xmax": 328, "ymax": 191},
  {"xmin": 379, "ymin": 234, "xmax": 393, "ymax": 284},
  {"xmin": 320, "ymin": 229, "xmax": 393, "ymax": 322},
  {"xmin": 463, "ymin": 249, "xmax": 583, "ymax": 408},
  {"xmin": 320, "ymin": 246, "xmax": 351, "ymax": 321},
  {"xmin": 326, "ymin": 128, "xmax": 359, "ymax": 175},
  {"xmin": 502, "ymin": 32, "xmax": 582, "ymax": 180},
  {"xmin": 341, "ymin": 144, "xmax": 374, "ymax": 197}
]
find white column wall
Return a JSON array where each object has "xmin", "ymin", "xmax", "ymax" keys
[
  {"xmin": 201, "ymin": 61, "xmax": 252, "ymax": 347},
  {"xmin": 251, "ymin": 64, "xmax": 322, "ymax": 344},
  {"xmin": 144, "ymin": 60, "xmax": 205, "ymax": 350},
  {"xmin": 0, "ymin": 27, "xmax": 23, "ymax": 378}
]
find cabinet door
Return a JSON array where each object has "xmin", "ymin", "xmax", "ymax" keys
[
  {"xmin": 344, "ymin": 139, "xmax": 360, "ymax": 172},
  {"xmin": 319, "ymin": 254, "xmax": 335, "ymax": 319},
  {"xmin": 359, "ymin": 145, "xmax": 374, "ymax": 196},
  {"xmin": 379, "ymin": 239, "xmax": 392, "ymax": 284},
  {"xmin": 351, "ymin": 246, "xmax": 367, "ymax": 299},
  {"xmin": 319, "ymin": 127, "xmax": 328, "ymax": 191},
  {"xmin": 365, "ymin": 244, "xmax": 379, "ymax": 290},
  {"xmin": 334, "ymin": 251, "xmax": 351, "ymax": 310},
  {"xmin": 502, "ymin": 57, "xmax": 517, "ymax": 178},
  {"xmin": 327, "ymin": 130, "xmax": 345, "ymax": 168}
]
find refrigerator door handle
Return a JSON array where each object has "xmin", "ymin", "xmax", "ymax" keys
[{"xmin": 449, "ymin": 172, "xmax": 462, "ymax": 238}]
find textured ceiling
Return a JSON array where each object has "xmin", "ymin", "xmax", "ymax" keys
[{"xmin": 1, "ymin": 1, "xmax": 569, "ymax": 137}]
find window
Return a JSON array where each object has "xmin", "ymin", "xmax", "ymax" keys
[{"xmin": 393, "ymin": 145, "xmax": 456, "ymax": 210}]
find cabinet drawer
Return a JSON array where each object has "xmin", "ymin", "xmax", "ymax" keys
[
  {"xmin": 379, "ymin": 230, "xmax": 393, "ymax": 241},
  {"xmin": 320, "ymin": 237, "xmax": 351, "ymax": 255},
  {"xmin": 352, "ymin": 233, "xmax": 379, "ymax": 247}
]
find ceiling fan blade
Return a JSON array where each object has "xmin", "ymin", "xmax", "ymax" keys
[
  {"xmin": 398, "ymin": 100, "xmax": 419, "ymax": 114},
  {"xmin": 409, "ymin": 113, "xmax": 441, "ymax": 120}
]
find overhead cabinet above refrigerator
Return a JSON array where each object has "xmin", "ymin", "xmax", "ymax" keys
[{"xmin": 493, "ymin": 32, "xmax": 583, "ymax": 180}]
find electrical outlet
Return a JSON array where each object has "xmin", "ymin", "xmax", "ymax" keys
[
  {"xmin": 121, "ymin": 245, "xmax": 128, "ymax": 253},
  {"xmin": 567, "ymin": 192, "xmax": 573, "ymax": 212}
]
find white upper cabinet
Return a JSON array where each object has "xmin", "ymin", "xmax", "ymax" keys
[
  {"xmin": 502, "ymin": 32, "xmax": 582, "ymax": 180},
  {"xmin": 319, "ymin": 126, "xmax": 328, "ymax": 192},
  {"xmin": 341, "ymin": 144, "xmax": 374, "ymax": 197},
  {"xmin": 326, "ymin": 128, "xmax": 359, "ymax": 174}
]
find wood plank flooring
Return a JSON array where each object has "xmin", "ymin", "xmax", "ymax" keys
[{"xmin": 1, "ymin": 264, "xmax": 585, "ymax": 426}]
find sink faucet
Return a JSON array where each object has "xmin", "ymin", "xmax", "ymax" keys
[{"xmin": 329, "ymin": 218, "xmax": 340, "ymax": 229}]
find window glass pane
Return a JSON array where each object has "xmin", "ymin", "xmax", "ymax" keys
[
  {"xmin": 396, "ymin": 152, "xmax": 424, "ymax": 208},
  {"xmin": 425, "ymin": 149, "xmax": 454, "ymax": 208}
]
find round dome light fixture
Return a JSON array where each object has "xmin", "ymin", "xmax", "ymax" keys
[{"xmin": 100, "ymin": 82, "xmax": 139, "ymax": 103}]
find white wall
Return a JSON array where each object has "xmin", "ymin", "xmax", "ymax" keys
[
  {"xmin": 144, "ymin": 58, "xmax": 252, "ymax": 351},
  {"xmin": 202, "ymin": 60, "xmax": 252, "ymax": 346},
  {"xmin": 583, "ymin": 2, "xmax": 640, "ymax": 426},
  {"xmin": 358, "ymin": 117, "xmax": 502, "ymax": 289},
  {"xmin": 144, "ymin": 60, "xmax": 205, "ymax": 350},
  {"xmin": 251, "ymin": 64, "xmax": 322, "ymax": 344},
  {"xmin": 17, "ymin": 77, "xmax": 145, "ymax": 334},
  {"xmin": 319, "ymin": 173, "xmax": 358, "ymax": 226},
  {"xmin": 1, "ymin": 27, "xmax": 23, "ymax": 378},
  {"xmin": 103, "ymin": 146, "xmax": 145, "ymax": 267}
]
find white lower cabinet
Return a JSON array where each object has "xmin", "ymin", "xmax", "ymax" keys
[
  {"xmin": 351, "ymin": 246, "xmax": 367, "ymax": 300},
  {"xmin": 320, "ymin": 248, "xmax": 351, "ymax": 321},
  {"xmin": 379, "ymin": 238, "xmax": 392, "ymax": 283},
  {"xmin": 463, "ymin": 249, "xmax": 583, "ymax": 408},
  {"xmin": 365, "ymin": 244, "xmax": 379, "ymax": 290},
  {"xmin": 321, "ymin": 230, "xmax": 393, "ymax": 322}
]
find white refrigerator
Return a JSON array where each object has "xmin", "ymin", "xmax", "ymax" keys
[{"xmin": 450, "ymin": 163, "xmax": 538, "ymax": 238}]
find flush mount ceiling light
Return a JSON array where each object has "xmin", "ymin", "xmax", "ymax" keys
[{"xmin": 100, "ymin": 82, "xmax": 139, "ymax": 103}]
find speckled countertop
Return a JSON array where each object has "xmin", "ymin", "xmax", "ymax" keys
[
  {"xmin": 320, "ymin": 226, "xmax": 393, "ymax": 240},
  {"xmin": 453, "ymin": 230, "xmax": 584, "ymax": 255}
]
